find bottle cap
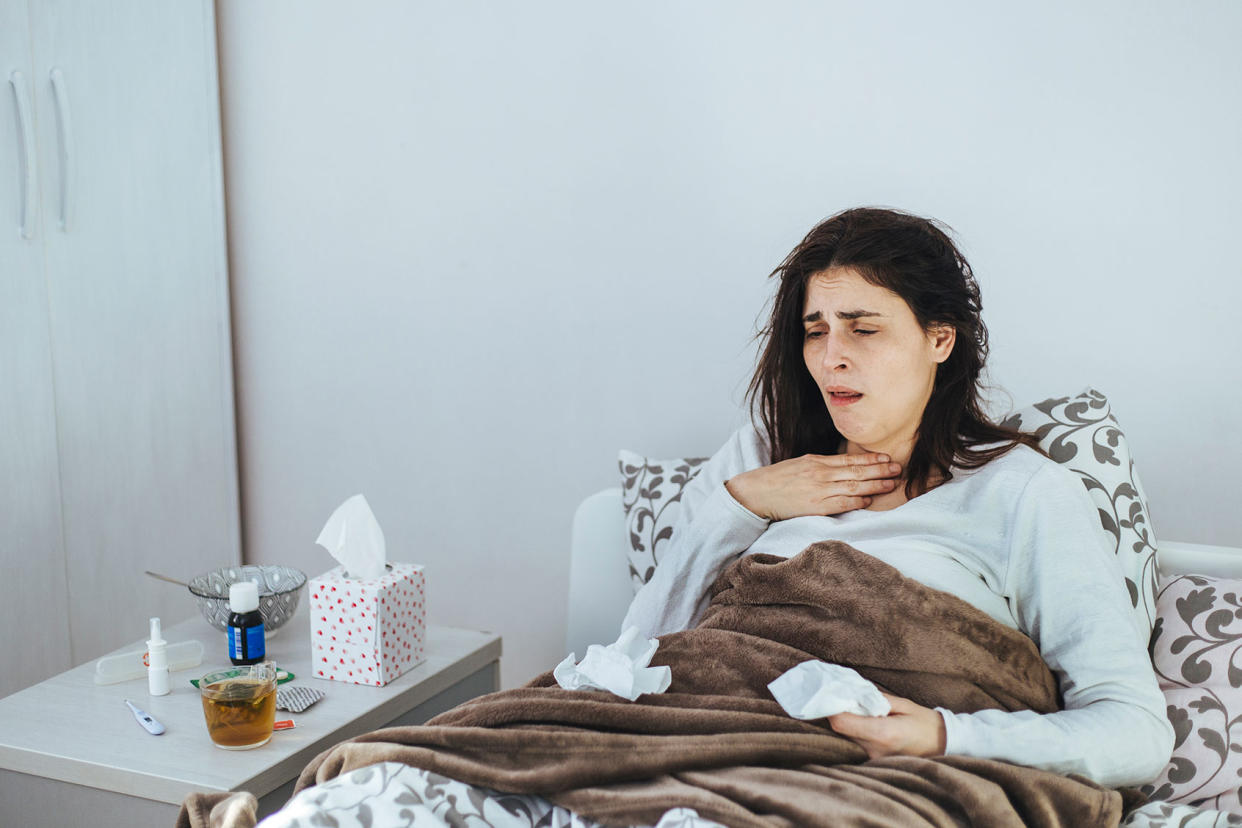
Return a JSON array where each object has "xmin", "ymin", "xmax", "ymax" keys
[
  {"xmin": 148, "ymin": 617, "xmax": 165, "ymax": 646},
  {"xmin": 229, "ymin": 581, "xmax": 260, "ymax": 613}
]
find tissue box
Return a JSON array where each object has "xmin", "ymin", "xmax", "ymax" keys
[{"xmin": 309, "ymin": 563, "xmax": 426, "ymax": 686}]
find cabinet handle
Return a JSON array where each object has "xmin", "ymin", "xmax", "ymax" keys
[
  {"xmin": 49, "ymin": 68, "xmax": 75, "ymax": 232},
  {"xmin": 8, "ymin": 70, "xmax": 36, "ymax": 240}
]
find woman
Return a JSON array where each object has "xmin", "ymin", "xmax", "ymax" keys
[{"xmin": 622, "ymin": 207, "xmax": 1173, "ymax": 788}]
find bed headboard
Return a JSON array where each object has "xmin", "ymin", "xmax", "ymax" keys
[
  {"xmin": 566, "ymin": 487, "xmax": 1242, "ymax": 656},
  {"xmin": 566, "ymin": 488, "xmax": 631, "ymax": 657}
]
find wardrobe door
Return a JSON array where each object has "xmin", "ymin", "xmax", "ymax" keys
[
  {"xmin": 28, "ymin": 0, "xmax": 241, "ymax": 663},
  {"xmin": 1, "ymin": 1, "xmax": 73, "ymax": 697}
]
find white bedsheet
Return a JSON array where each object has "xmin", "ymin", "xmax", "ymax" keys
[
  {"xmin": 257, "ymin": 761, "xmax": 725, "ymax": 828},
  {"xmin": 258, "ymin": 761, "xmax": 1242, "ymax": 828}
]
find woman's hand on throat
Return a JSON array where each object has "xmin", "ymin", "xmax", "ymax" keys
[{"xmin": 724, "ymin": 452, "xmax": 902, "ymax": 520}]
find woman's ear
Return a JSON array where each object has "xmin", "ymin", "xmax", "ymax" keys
[{"xmin": 928, "ymin": 324, "xmax": 956, "ymax": 364}]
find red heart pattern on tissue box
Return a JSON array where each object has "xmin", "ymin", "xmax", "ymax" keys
[{"xmin": 309, "ymin": 562, "xmax": 426, "ymax": 686}]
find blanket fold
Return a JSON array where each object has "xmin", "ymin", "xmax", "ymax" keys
[{"xmin": 178, "ymin": 541, "xmax": 1122, "ymax": 828}]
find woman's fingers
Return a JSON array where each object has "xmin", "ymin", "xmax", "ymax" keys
[
  {"xmin": 828, "ymin": 476, "xmax": 899, "ymax": 495},
  {"xmin": 827, "ymin": 696, "xmax": 947, "ymax": 758},
  {"xmin": 725, "ymin": 452, "xmax": 904, "ymax": 520},
  {"xmin": 850, "ymin": 461, "xmax": 904, "ymax": 480},
  {"xmin": 807, "ymin": 452, "xmax": 891, "ymax": 468},
  {"xmin": 808, "ymin": 455, "xmax": 902, "ymax": 481},
  {"xmin": 802, "ymin": 454, "xmax": 902, "ymax": 515},
  {"xmin": 822, "ymin": 495, "xmax": 873, "ymax": 513},
  {"xmin": 808, "ymin": 451, "xmax": 890, "ymax": 465},
  {"xmin": 821, "ymin": 495, "xmax": 873, "ymax": 516},
  {"xmin": 819, "ymin": 478, "xmax": 902, "ymax": 516},
  {"xmin": 881, "ymin": 693, "xmax": 918, "ymax": 713},
  {"xmin": 818, "ymin": 476, "xmax": 899, "ymax": 506},
  {"xmin": 826, "ymin": 711, "xmax": 872, "ymax": 739}
]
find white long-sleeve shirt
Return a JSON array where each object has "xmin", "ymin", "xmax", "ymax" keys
[{"xmin": 622, "ymin": 424, "xmax": 1174, "ymax": 788}]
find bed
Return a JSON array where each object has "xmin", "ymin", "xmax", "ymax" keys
[
  {"xmin": 564, "ymin": 498, "xmax": 1242, "ymax": 828},
  {"xmin": 182, "ymin": 389, "xmax": 1242, "ymax": 828}
]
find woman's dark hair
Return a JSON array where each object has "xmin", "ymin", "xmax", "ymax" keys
[{"xmin": 747, "ymin": 206, "xmax": 1041, "ymax": 498}]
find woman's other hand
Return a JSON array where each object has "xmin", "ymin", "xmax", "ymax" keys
[
  {"xmin": 828, "ymin": 694, "xmax": 947, "ymax": 759},
  {"xmin": 724, "ymin": 453, "xmax": 901, "ymax": 520}
]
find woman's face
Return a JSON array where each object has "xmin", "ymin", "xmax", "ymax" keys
[{"xmin": 801, "ymin": 268, "xmax": 955, "ymax": 456}]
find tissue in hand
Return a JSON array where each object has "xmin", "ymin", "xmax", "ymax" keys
[
  {"xmin": 767, "ymin": 660, "xmax": 891, "ymax": 719},
  {"xmin": 310, "ymin": 494, "xmax": 426, "ymax": 686},
  {"xmin": 554, "ymin": 627, "xmax": 672, "ymax": 701}
]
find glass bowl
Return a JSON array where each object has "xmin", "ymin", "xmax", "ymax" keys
[{"xmin": 187, "ymin": 565, "xmax": 307, "ymax": 634}]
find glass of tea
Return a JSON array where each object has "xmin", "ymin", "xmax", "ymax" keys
[{"xmin": 199, "ymin": 663, "xmax": 278, "ymax": 750}]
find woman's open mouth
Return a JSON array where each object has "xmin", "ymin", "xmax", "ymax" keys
[{"xmin": 827, "ymin": 390, "xmax": 863, "ymax": 407}]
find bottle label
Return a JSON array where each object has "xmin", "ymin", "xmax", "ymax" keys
[
  {"xmin": 246, "ymin": 623, "xmax": 266, "ymax": 660},
  {"xmin": 228, "ymin": 622, "xmax": 266, "ymax": 661}
]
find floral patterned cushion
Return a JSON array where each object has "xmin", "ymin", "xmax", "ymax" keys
[
  {"xmin": 1000, "ymin": 388, "xmax": 1159, "ymax": 634},
  {"xmin": 618, "ymin": 451, "xmax": 706, "ymax": 594},
  {"xmin": 1143, "ymin": 574, "xmax": 1242, "ymax": 814}
]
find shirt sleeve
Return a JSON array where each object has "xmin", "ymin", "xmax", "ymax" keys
[
  {"xmin": 936, "ymin": 461, "xmax": 1174, "ymax": 788},
  {"xmin": 620, "ymin": 425, "xmax": 771, "ymax": 638}
]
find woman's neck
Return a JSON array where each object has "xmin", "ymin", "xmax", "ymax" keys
[
  {"xmin": 845, "ymin": 437, "xmax": 921, "ymax": 510},
  {"xmin": 844, "ymin": 437, "xmax": 915, "ymax": 471},
  {"xmin": 843, "ymin": 437, "xmax": 950, "ymax": 504}
]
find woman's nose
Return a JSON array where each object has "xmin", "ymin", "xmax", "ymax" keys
[{"xmin": 821, "ymin": 331, "xmax": 849, "ymax": 369}]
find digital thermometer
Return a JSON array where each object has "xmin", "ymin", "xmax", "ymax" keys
[{"xmin": 124, "ymin": 699, "xmax": 165, "ymax": 735}]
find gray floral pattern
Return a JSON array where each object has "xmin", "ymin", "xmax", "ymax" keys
[
  {"xmin": 1142, "ymin": 575, "xmax": 1242, "ymax": 815},
  {"xmin": 618, "ymin": 451, "xmax": 706, "ymax": 594},
  {"xmin": 254, "ymin": 760, "xmax": 1238, "ymax": 828},
  {"xmin": 1124, "ymin": 800, "xmax": 1242, "ymax": 827},
  {"xmin": 258, "ymin": 761, "xmax": 596, "ymax": 828},
  {"xmin": 1000, "ymin": 387, "xmax": 1158, "ymax": 631},
  {"xmin": 257, "ymin": 762, "xmax": 725, "ymax": 828}
]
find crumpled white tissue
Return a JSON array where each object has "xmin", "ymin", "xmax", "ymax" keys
[
  {"xmin": 767, "ymin": 660, "xmax": 891, "ymax": 719},
  {"xmin": 553, "ymin": 626, "xmax": 672, "ymax": 701},
  {"xmin": 652, "ymin": 808, "xmax": 727, "ymax": 828},
  {"xmin": 315, "ymin": 494, "xmax": 387, "ymax": 580}
]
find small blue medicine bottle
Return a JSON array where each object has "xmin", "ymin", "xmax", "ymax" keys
[{"xmin": 227, "ymin": 581, "xmax": 265, "ymax": 665}]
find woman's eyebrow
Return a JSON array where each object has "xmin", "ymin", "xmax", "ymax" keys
[
  {"xmin": 802, "ymin": 309, "xmax": 884, "ymax": 323},
  {"xmin": 837, "ymin": 309, "xmax": 883, "ymax": 320}
]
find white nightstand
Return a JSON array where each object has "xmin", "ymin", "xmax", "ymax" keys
[{"xmin": 0, "ymin": 606, "xmax": 502, "ymax": 827}]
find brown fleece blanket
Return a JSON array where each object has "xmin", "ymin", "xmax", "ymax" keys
[{"xmin": 179, "ymin": 541, "xmax": 1125, "ymax": 828}]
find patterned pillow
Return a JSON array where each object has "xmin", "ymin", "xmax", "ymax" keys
[
  {"xmin": 1142, "ymin": 574, "xmax": 1242, "ymax": 814},
  {"xmin": 618, "ymin": 451, "xmax": 706, "ymax": 594},
  {"xmin": 1000, "ymin": 388, "xmax": 1159, "ymax": 633}
]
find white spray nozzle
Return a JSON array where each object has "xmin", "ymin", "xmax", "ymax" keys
[{"xmin": 148, "ymin": 617, "xmax": 164, "ymax": 645}]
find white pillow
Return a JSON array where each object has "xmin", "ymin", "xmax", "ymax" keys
[
  {"xmin": 617, "ymin": 451, "xmax": 705, "ymax": 595},
  {"xmin": 1000, "ymin": 387, "xmax": 1159, "ymax": 633}
]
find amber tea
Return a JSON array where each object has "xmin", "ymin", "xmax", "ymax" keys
[{"xmin": 199, "ymin": 665, "xmax": 277, "ymax": 750}]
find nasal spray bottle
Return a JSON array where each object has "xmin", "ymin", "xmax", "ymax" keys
[
  {"xmin": 147, "ymin": 617, "xmax": 169, "ymax": 696},
  {"xmin": 227, "ymin": 581, "xmax": 266, "ymax": 665}
]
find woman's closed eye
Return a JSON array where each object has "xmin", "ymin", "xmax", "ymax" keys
[{"xmin": 803, "ymin": 329, "xmax": 877, "ymax": 339}]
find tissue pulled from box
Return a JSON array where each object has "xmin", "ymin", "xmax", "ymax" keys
[
  {"xmin": 767, "ymin": 660, "xmax": 891, "ymax": 719},
  {"xmin": 315, "ymin": 494, "xmax": 387, "ymax": 580},
  {"xmin": 554, "ymin": 626, "xmax": 671, "ymax": 701}
]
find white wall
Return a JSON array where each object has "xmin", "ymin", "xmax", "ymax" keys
[{"xmin": 215, "ymin": 0, "xmax": 1242, "ymax": 687}]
